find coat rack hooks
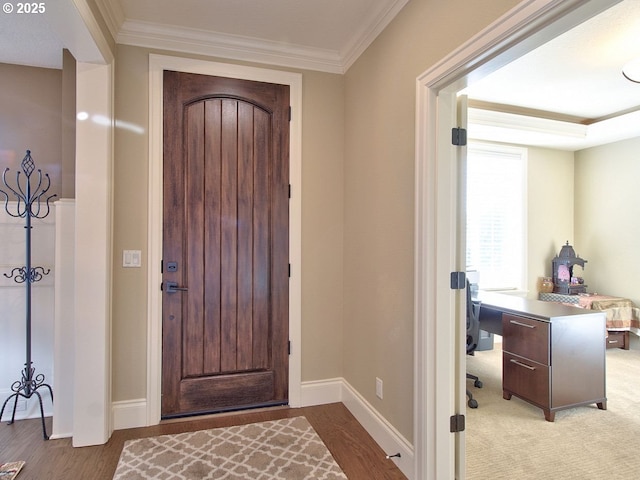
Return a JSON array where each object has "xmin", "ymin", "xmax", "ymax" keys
[{"xmin": 0, "ymin": 150, "xmax": 56, "ymax": 440}]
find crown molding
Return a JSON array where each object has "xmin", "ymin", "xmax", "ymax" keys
[
  {"xmin": 468, "ymin": 107, "xmax": 586, "ymax": 150},
  {"xmin": 469, "ymin": 107, "xmax": 587, "ymax": 137},
  {"xmin": 112, "ymin": 0, "xmax": 408, "ymax": 74},
  {"xmin": 342, "ymin": 0, "xmax": 410, "ymax": 71},
  {"xmin": 92, "ymin": 0, "xmax": 125, "ymax": 42},
  {"xmin": 118, "ymin": 19, "xmax": 345, "ymax": 74},
  {"xmin": 468, "ymin": 107, "xmax": 640, "ymax": 151}
]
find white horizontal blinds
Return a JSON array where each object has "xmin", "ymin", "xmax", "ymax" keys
[{"xmin": 466, "ymin": 144, "xmax": 526, "ymax": 290}]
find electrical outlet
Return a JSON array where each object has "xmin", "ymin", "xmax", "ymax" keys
[
  {"xmin": 15, "ymin": 399, "xmax": 27, "ymax": 411},
  {"xmin": 376, "ymin": 377, "xmax": 383, "ymax": 400}
]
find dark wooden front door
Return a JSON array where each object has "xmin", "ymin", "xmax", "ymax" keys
[{"xmin": 161, "ymin": 70, "xmax": 290, "ymax": 417}]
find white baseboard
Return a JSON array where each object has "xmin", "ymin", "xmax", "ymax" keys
[
  {"xmin": 301, "ymin": 378, "xmax": 415, "ymax": 480},
  {"xmin": 112, "ymin": 398, "xmax": 147, "ymax": 430},
  {"xmin": 299, "ymin": 377, "xmax": 343, "ymax": 406},
  {"xmin": 111, "ymin": 380, "xmax": 414, "ymax": 479}
]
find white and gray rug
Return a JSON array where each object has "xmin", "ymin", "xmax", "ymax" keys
[{"xmin": 113, "ymin": 416, "xmax": 347, "ymax": 479}]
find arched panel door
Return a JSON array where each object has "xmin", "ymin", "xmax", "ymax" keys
[{"xmin": 162, "ymin": 70, "xmax": 290, "ymax": 417}]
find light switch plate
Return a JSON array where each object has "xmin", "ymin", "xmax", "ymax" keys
[
  {"xmin": 376, "ymin": 377, "xmax": 383, "ymax": 400},
  {"xmin": 123, "ymin": 250, "xmax": 142, "ymax": 268}
]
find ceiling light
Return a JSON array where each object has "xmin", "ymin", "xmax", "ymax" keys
[{"xmin": 622, "ymin": 58, "xmax": 640, "ymax": 83}]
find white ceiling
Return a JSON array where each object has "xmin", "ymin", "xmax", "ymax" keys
[
  {"xmin": 0, "ymin": 0, "xmax": 104, "ymax": 68},
  {"xmin": 467, "ymin": 0, "xmax": 640, "ymax": 120},
  {"xmin": 1, "ymin": 0, "xmax": 640, "ymax": 151},
  {"xmin": 464, "ymin": 0, "xmax": 640, "ymax": 150},
  {"xmin": 0, "ymin": 11, "xmax": 62, "ymax": 68}
]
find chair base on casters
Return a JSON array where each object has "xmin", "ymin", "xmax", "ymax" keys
[
  {"xmin": 466, "ymin": 373, "xmax": 483, "ymax": 408},
  {"xmin": 466, "ymin": 281, "xmax": 483, "ymax": 409}
]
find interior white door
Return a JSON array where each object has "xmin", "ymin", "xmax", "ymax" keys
[{"xmin": 455, "ymin": 94, "xmax": 469, "ymax": 480}]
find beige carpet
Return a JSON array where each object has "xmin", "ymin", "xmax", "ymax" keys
[
  {"xmin": 113, "ymin": 416, "xmax": 347, "ymax": 479},
  {"xmin": 466, "ymin": 341, "xmax": 640, "ymax": 479}
]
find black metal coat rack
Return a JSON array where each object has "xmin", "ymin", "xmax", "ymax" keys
[{"xmin": 0, "ymin": 150, "xmax": 56, "ymax": 440}]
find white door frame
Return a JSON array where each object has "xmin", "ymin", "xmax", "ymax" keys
[
  {"xmin": 146, "ymin": 55, "xmax": 303, "ymax": 424},
  {"xmin": 414, "ymin": 0, "xmax": 621, "ymax": 478}
]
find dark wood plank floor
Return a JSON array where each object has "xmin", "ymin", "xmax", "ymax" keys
[{"xmin": 0, "ymin": 402, "xmax": 407, "ymax": 479}]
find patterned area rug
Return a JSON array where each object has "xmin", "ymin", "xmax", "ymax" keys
[{"xmin": 113, "ymin": 416, "xmax": 348, "ymax": 479}]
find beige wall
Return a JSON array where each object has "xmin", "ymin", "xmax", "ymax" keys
[
  {"xmin": 526, "ymin": 146, "xmax": 575, "ymax": 297},
  {"xmin": 299, "ymin": 70, "xmax": 345, "ymax": 381},
  {"xmin": 61, "ymin": 50, "xmax": 77, "ymax": 199},
  {"xmin": 575, "ymin": 137, "xmax": 640, "ymax": 304},
  {"xmin": 112, "ymin": 46, "xmax": 150, "ymax": 400},
  {"xmin": 112, "ymin": 44, "xmax": 345, "ymax": 400},
  {"xmin": 0, "ymin": 63, "xmax": 63, "ymax": 196},
  {"xmin": 111, "ymin": 0, "xmax": 528, "ymax": 443},
  {"xmin": 343, "ymin": 0, "xmax": 520, "ymax": 439}
]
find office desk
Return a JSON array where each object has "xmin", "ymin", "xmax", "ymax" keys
[
  {"xmin": 538, "ymin": 292, "xmax": 638, "ymax": 349},
  {"xmin": 478, "ymin": 292, "xmax": 607, "ymax": 421}
]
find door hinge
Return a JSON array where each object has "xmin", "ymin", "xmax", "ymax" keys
[
  {"xmin": 288, "ymin": 263, "xmax": 291, "ymax": 277},
  {"xmin": 288, "ymin": 340, "xmax": 291, "ymax": 355},
  {"xmin": 289, "ymin": 106, "xmax": 292, "ymax": 122},
  {"xmin": 450, "ymin": 414, "xmax": 465, "ymax": 432},
  {"xmin": 288, "ymin": 184, "xmax": 291, "ymax": 199},
  {"xmin": 450, "ymin": 271, "xmax": 466, "ymax": 290},
  {"xmin": 451, "ymin": 127, "xmax": 467, "ymax": 146}
]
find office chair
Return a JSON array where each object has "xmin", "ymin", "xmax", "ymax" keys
[{"xmin": 466, "ymin": 280, "xmax": 483, "ymax": 408}]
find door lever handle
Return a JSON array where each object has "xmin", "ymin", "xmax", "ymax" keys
[{"xmin": 164, "ymin": 281, "xmax": 188, "ymax": 293}]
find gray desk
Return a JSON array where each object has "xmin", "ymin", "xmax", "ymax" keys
[{"xmin": 477, "ymin": 292, "xmax": 607, "ymax": 421}]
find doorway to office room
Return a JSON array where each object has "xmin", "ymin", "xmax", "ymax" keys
[{"xmin": 414, "ymin": 1, "xmax": 622, "ymax": 478}]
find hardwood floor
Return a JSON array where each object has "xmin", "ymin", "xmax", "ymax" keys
[{"xmin": 0, "ymin": 402, "xmax": 407, "ymax": 479}]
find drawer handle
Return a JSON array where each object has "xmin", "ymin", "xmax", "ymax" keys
[
  {"xmin": 509, "ymin": 320, "xmax": 535, "ymax": 329},
  {"xmin": 608, "ymin": 340, "xmax": 618, "ymax": 344},
  {"xmin": 510, "ymin": 359, "xmax": 536, "ymax": 371}
]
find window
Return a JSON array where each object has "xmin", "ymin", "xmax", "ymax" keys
[{"xmin": 466, "ymin": 143, "xmax": 527, "ymax": 291}]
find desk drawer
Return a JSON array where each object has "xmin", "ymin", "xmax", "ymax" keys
[
  {"xmin": 503, "ymin": 314, "xmax": 549, "ymax": 365},
  {"xmin": 503, "ymin": 352, "xmax": 549, "ymax": 407},
  {"xmin": 606, "ymin": 331, "xmax": 628, "ymax": 349}
]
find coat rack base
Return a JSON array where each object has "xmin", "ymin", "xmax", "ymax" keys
[{"xmin": 0, "ymin": 362, "xmax": 53, "ymax": 440}]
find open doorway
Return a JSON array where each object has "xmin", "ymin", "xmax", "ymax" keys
[{"xmin": 414, "ymin": 0, "xmax": 625, "ymax": 478}]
